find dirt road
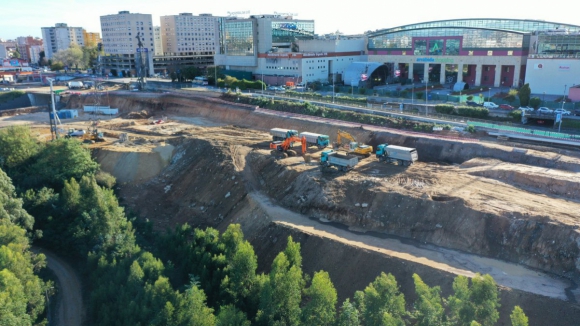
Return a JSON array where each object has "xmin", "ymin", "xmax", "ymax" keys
[
  {"xmin": 249, "ymin": 192, "xmax": 576, "ymax": 301},
  {"xmin": 34, "ymin": 247, "xmax": 83, "ymax": 326}
]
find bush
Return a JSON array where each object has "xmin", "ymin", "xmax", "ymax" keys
[
  {"xmin": 95, "ymin": 171, "xmax": 116, "ymax": 189},
  {"xmin": 0, "ymin": 90, "xmax": 26, "ymax": 104},
  {"xmin": 529, "ymin": 97, "xmax": 541, "ymax": 109},
  {"xmin": 455, "ymin": 106, "xmax": 489, "ymax": 118},
  {"xmin": 508, "ymin": 109, "xmax": 522, "ymax": 121},
  {"xmin": 467, "ymin": 125, "xmax": 476, "ymax": 133},
  {"xmin": 434, "ymin": 104, "xmax": 454, "ymax": 115}
]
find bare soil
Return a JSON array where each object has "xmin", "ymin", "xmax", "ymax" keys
[{"xmin": 7, "ymin": 89, "xmax": 580, "ymax": 325}]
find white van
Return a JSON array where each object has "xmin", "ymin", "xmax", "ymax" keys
[{"xmin": 483, "ymin": 102, "xmax": 499, "ymax": 109}]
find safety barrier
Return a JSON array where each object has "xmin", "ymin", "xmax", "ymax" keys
[{"xmin": 468, "ymin": 121, "xmax": 580, "ymax": 142}]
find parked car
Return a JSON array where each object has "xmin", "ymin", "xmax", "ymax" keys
[
  {"xmin": 553, "ymin": 108, "xmax": 571, "ymax": 115},
  {"xmin": 499, "ymin": 104, "xmax": 515, "ymax": 110},
  {"xmin": 483, "ymin": 102, "xmax": 499, "ymax": 109},
  {"xmin": 519, "ymin": 106, "xmax": 534, "ymax": 112},
  {"xmin": 574, "ymin": 109, "xmax": 580, "ymax": 117},
  {"xmin": 466, "ymin": 101, "xmax": 483, "ymax": 107},
  {"xmin": 537, "ymin": 107, "xmax": 554, "ymax": 114}
]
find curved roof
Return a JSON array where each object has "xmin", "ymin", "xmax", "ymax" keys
[
  {"xmin": 343, "ymin": 62, "xmax": 383, "ymax": 86},
  {"xmin": 367, "ymin": 18, "xmax": 580, "ymax": 37}
]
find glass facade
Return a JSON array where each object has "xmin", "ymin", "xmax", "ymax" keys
[
  {"xmin": 271, "ymin": 21, "xmax": 315, "ymax": 44},
  {"xmin": 368, "ymin": 19, "xmax": 580, "ymax": 56},
  {"xmin": 223, "ymin": 20, "xmax": 254, "ymax": 56}
]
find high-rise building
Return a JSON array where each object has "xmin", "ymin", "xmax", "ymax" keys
[
  {"xmin": 159, "ymin": 13, "xmax": 219, "ymax": 55},
  {"xmin": 99, "ymin": 11, "xmax": 154, "ymax": 77},
  {"xmin": 41, "ymin": 23, "xmax": 85, "ymax": 59},
  {"xmin": 153, "ymin": 26, "xmax": 163, "ymax": 56},
  {"xmin": 82, "ymin": 30, "xmax": 101, "ymax": 47}
]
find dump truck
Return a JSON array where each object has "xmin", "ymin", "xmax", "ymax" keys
[
  {"xmin": 375, "ymin": 144, "xmax": 418, "ymax": 166},
  {"xmin": 270, "ymin": 128, "xmax": 299, "ymax": 141},
  {"xmin": 299, "ymin": 132, "xmax": 330, "ymax": 149},
  {"xmin": 334, "ymin": 130, "xmax": 373, "ymax": 157},
  {"xmin": 320, "ymin": 149, "xmax": 359, "ymax": 172}
]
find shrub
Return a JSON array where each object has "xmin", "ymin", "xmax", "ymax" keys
[
  {"xmin": 455, "ymin": 106, "xmax": 489, "ymax": 118},
  {"xmin": 529, "ymin": 97, "xmax": 541, "ymax": 109},
  {"xmin": 434, "ymin": 104, "xmax": 454, "ymax": 115},
  {"xmin": 467, "ymin": 125, "xmax": 476, "ymax": 133},
  {"xmin": 95, "ymin": 171, "xmax": 116, "ymax": 189},
  {"xmin": 508, "ymin": 109, "xmax": 522, "ymax": 121}
]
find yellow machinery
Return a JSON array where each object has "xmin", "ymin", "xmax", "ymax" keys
[{"xmin": 334, "ymin": 130, "xmax": 373, "ymax": 157}]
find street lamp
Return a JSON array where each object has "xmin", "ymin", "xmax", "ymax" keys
[
  {"xmin": 332, "ymin": 72, "xmax": 335, "ymax": 103},
  {"xmin": 543, "ymin": 92, "xmax": 545, "ymax": 105},
  {"xmin": 488, "ymin": 86, "xmax": 491, "ymax": 102},
  {"xmin": 480, "ymin": 88, "xmax": 483, "ymax": 104},
  {"xmin": 562, "ymin": 84, "xmax": 567, "ymax": 110}
]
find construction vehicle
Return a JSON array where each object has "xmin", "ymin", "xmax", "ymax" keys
[
  {"xmin": 375, "ymin": 144, "xmax": 418, "ymax": 166},
  {"xmin": 299, "ymin": 132, "xmax": 330, "ymax": 149},
  {"xmin": 320, "ymin": 149, "xmax": 359, "ymax": 172},
  {"xmin": 270, "ymin": 136, "xmax": 307, "ymax": 157},
  {"xmin": 65, "ymin": 128, "xmax": 86, "ymax": 138},
  {"xmin": 334, "ymin": 130, "xmax": 373, "ymax": 157},
  {"xmin": 270, "ymin": 128, "xmax": 299, "ymax": 141}
]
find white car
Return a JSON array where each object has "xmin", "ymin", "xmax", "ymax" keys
[
  {"xmin": 483, "ymin": 102, "xmax": 499, "ymax": 109},
  {"xmin": 519, "ymin": 106, "xmax": 534, "ymax": 112},
  {"xmin": 553, "ymin": 108, "xmax": 571, "ymax": 115},
  {"xmin": 537, "ymin": 107, "xmax": 554, "ymax": 114}
]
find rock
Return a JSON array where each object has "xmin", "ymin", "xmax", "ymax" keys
[
  {"xmin": 232, "ymin": 176, "xmax": 236, "ymax": 180},
  {"xmin": 362, "ymin": 203, "xmax": 369, "ymax": 208},
  {"xmin": 225, "ymin": 192, "xmax": 231, "ymax": 198},
  {"xmin": 436, "ymin": 224, "xmax": 443, "ymax": 228},
  {"xmin": 355, "ymin": 203, "xmax": 361, "ymax": 207}
]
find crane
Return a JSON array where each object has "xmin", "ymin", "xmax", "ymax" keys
[
  {"xmin": 270, "ymin": 136, "xmax": 307, "ymax": 157},
  {"xmin": 334, "ymin": 130, "xmax": 373, "ymax": 157}
]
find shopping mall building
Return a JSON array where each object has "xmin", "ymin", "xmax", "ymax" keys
[{"xmin": 366, "ymin": 19, "xmax": 580, "ymax": 95}]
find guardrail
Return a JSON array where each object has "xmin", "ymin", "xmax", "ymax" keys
[{"xmin": 468, "ymin": 121, "xmax": 580, "ymax": 142}]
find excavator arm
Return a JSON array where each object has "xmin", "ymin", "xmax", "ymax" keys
[{"xmin": 335, "ymin": 130, "xmax": 356, "ymax": 147}]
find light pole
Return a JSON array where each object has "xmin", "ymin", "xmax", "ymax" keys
[
  {"xmin": 562, "ymin": 84, "xmax": 567, "ymax": 110},
  {"xmin": 332, "ymin": 72, "xmax": 335, "ymax": 103},
  {"xmin": 261, "ymin": 70, "xmax": 264, "ymax": 94},
  {"xmin": 480, "ymin": 88, "xmax": 483, "ymax": 104},
  {"xmin": 488, "ymin": 86, "xmax": 491, "ymax": 102},
  {"xmin": 46, "ymin": 78, "xmax": 60, "ymax": 140},
  {"xmin": 543, "ymin": 92, "xmax": 545, "ymax": 105},
  {"xmin": 411, "ymin": 83, "xmax": 414, "ymax": 106}
]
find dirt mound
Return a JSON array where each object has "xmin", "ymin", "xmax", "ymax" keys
[{"xmin": 125, "ymin": 110, "xmax": 152, "ymax": 119}]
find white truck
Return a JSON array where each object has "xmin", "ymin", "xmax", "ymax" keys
[
  {"xmin": 375, "ymin": 144, "xmax": 418, "ymax": 166},
  {"xmin": 320, "ymin": 149, "xmax": 359, "ymax": 172},
  {"xmin": 67, "ymin": 81, "xmax": 84, "ymax": 89},
  {"xmin": 270, "ymin": 128, "xmax": 299, "ymax": 141},
  {"xmin": 299, "ymin": 132, "xmax": 330, "ymax": 149}
]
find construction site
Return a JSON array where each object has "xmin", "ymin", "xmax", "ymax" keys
[{"xmin": 3, "ymin": 88, "xmax": 580, "ymax": 325}]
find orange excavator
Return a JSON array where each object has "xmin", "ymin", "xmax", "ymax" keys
[{"xmin": 270, "ymin": 136, "xmax": 307, "ymax": 157}]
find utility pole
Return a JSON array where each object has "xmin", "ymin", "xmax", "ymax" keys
[{"xmin": 46, "ymin": 78, "xmax": 61, "ymax": 140}]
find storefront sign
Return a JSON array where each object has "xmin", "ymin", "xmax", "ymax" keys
[{"xmin": 416, "ymin": 57, "xmax": 454, "ymax": 64}]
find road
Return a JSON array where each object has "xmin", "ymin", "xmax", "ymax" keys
[
  {"xmin": 33, "ymin": 247, "xmax": 83, "ymax": 326},
  {"xmin": 249, "ymin": 192, "xmax": 577, "ymax": 302}
]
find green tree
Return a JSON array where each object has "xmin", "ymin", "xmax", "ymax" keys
[
  {"xmin": 12, "ymin": 48, "xmax": 21, "ymax": 59},
  {"xmin": 354, "ymin": 272, "xmax": 406, "ymax": 326},
  {"xmin": 301, "ymin": 271, "xmax": 337, "ymax": 326},
  {"xmin": 50, "ymin": 61, "xmax": 64, "ymax": 72},
  {"xmin": 52, "ymin": 44, "xmax": 84, "ymax": 70},
  {"xmin": 529, "ymin": 97, "xmax": 541, "ymax": 109},
  {"xmin": 26, "ymin": 138, "xmax": 99, "ymax": 189},
  {"xmin": 182, "ymin": 66, "xmax": 203, "ymax": 81},
  {"xmin": 257, "ymin": 239, "xmax": 304, "ymax": 326},
  {"xmin": 174, "ymin": 283, "xmax": 216, "ymax": 326},
  {"xmin": 0, "ymin": 125, "xmax": 40, "ymax": 172},
  {"xmin": 217, "ymin": 304, "xmax": 251, "ymax": 326},
  {"xmin": 82, "ymin": 45, "xmax": 99, "ymax": 70},
  {"xmin": 0, "ymin": 269, "xmax": 31, "ymax": 326},
  {"xmin": 447, "ymin": 274, "xmax": 500, "ymax": 326},
  {"xmin": 412, "ymin": 273, "xmax": 444, "ymax": 326},
  {"xmin": 0, "ymin": 169, "xmax": 34, "ymax": 230},
  {"xmin": 518, "ymin": 84, "xmax": 531, "ymax": 107},
  {"xmin": 510, "ymin": 306, "xmax": 528, "ymax": 326},
  {"xmin": 336, "ymin": 298, "xmax": 360, "ymax": 326}
]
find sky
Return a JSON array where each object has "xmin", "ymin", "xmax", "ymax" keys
[{"xmin": 2, "ymin": 0, "xmax": 580, "ymax": 40}]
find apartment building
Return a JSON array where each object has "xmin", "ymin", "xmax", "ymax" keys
[
  {"xmin": 83, "ymin": 30, "xmax": 101, "ymax": 47},
  {"xmin": 153, "ymin": 26, "xmax": 163, "ymax": 56},
  {"xmin": 41, "ymin": 23, "xmax": 84, "ymax": 59},
  {"xmin": 99, "ymin": 11, "xmax": 154, "ymax": 77}
]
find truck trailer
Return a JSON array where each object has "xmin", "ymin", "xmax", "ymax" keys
[
  {"xmin": 320, "ymin": 149, "xmax": 359, "ymax": 172},
  {"xmin": 270, "ymin": 128, "xmax": 299, "ymax": 141},
  {"xmin": 299, "ymin": 132, "xmax": 330, "ymax": 149},
  {"xmin": 375, "ymin": 144, "xmax": 418, "ymax": 166},
  {"xmin": 67, "ymin": 81, "xmax": 84, "ymax": 89}
]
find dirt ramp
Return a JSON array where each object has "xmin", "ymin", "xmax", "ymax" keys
[{"xmin": 95, "ymin": 143, "xmax": 175, "ymax": 184}]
